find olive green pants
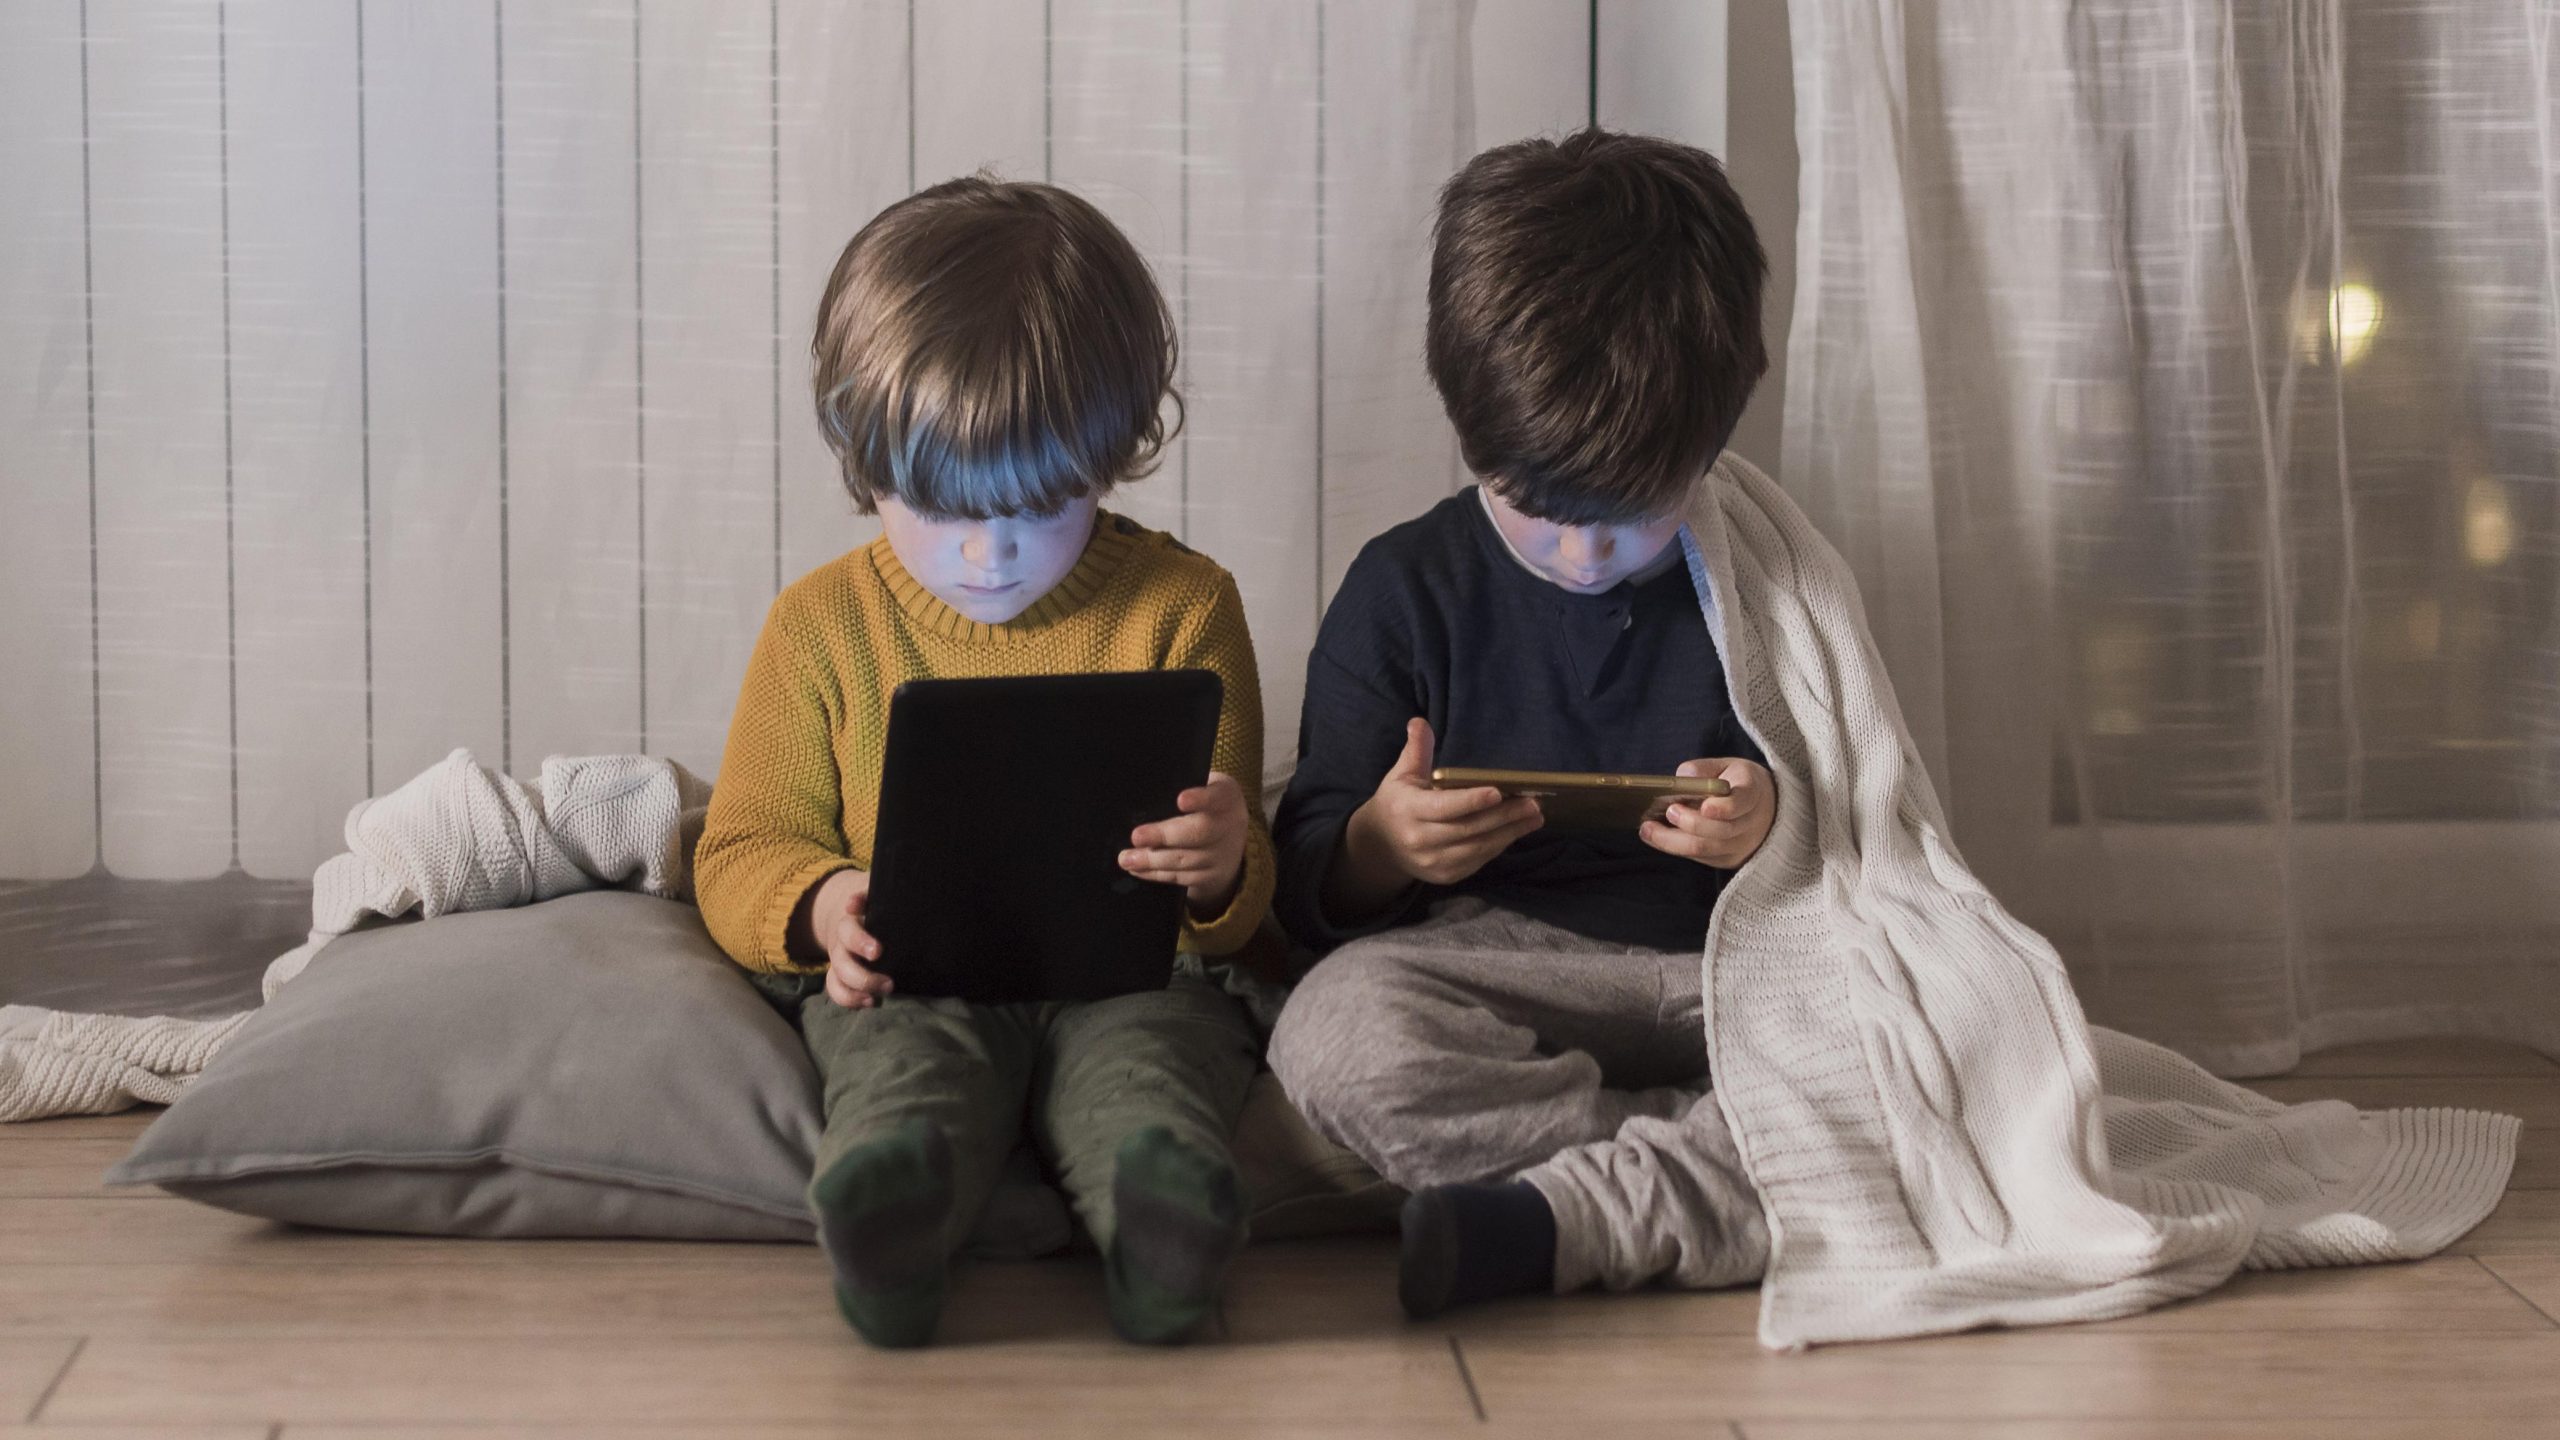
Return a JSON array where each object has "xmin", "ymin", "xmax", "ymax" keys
[{"xmin": 754, "ymin": 970, "xmax": 1259, "ymax": 1256}]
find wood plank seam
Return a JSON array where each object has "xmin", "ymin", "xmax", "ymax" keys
[
  {"xmin": 1447, "ymin": 1334, "xmax": 1486, "ymax": 1422},
  {"xmin": 2476, "ymin": 1256, "xmax": 2560, "ymax": 1328},
  {"xmin": 22, "ymin": 1335, "xmax": 83, "ymax": 1423}
]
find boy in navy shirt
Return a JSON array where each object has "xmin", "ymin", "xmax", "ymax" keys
[{"xmin": 1270, "ymin": 130, "xmax": 1776, "ymax": 1316}]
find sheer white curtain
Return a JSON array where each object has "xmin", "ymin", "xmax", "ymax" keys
[{"xmin": 1783, "ymin": 0, "xmax": 2560, "ymax": 1073}]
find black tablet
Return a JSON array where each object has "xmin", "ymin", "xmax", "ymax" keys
[{"xmin": 862, "ymin": 669, "xmax": 1224, "ymax": 1004}]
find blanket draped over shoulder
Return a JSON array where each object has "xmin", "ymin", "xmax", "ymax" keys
[{"xmin": 1683, "ymin": 454, "xmax": 2515, "ymax": 1348}]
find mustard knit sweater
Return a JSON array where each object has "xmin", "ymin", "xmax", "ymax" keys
[{"xmin": 694, "ymin": 511, "xmax": 1275, "ymax": 976}]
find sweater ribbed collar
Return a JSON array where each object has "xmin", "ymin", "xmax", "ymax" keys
[{"xmin": 868, "ymin": 512, "xmax": 1138, "ymax": 645}]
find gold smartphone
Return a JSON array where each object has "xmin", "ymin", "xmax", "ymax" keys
[{"xmin": 1427, "ymin": 766, "xmax": 1732, "ymax": 831}]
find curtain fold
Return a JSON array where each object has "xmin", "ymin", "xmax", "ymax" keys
[{"xmin": 1784, "ymin": 0, "xmax": 2560, "ymax": 1073}]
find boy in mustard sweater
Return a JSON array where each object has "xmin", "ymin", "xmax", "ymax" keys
[{"xmin": 694, "ymin": 177, "xmax": 1271, "ymax": 1349}]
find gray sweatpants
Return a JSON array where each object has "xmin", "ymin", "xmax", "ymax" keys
[{"xmin": 1267, "ymin": 899, "xmax": 1768, "ymax": 1293}]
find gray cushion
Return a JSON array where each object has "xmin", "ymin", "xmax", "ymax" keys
[
  {"xmin": 107, "ymin": 892, "xmax": 838, "ymax": 1241},
  {"xmin": 104, "ymin": 890, "xmax": 1395, "ymax": 1245}
]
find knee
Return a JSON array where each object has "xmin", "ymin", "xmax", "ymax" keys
[
  {"xmin": 801, "ymin": 995, "xmax": 988, "ymax": 1092},
  {"xmin": 1267, "ymin": 951, "xmax": 1446, "ymax": 1125}
]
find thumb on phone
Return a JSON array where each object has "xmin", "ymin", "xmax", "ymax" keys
[
  {"xmin": 1676, "ymin": 757, "xmax": 1745, "ymax": 789},
  {"xmin": 1386, "ymin": 717, "xmax": 1436, "ymax": 785}
]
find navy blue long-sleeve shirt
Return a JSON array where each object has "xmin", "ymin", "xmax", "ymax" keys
[{"xmin": 1272, "ymin": 488, "xmax": 1765, "ymax": 955}]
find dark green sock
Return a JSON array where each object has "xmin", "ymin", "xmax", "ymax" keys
[
  {"xmin": 1104, "ymin": 1125, "xmax": 1245, "ymax": 1345},
  {"xmin": 812, "ymin": 1118, "xmax": 955, "ymax": 1349}
]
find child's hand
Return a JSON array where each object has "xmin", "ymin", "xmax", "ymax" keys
[
  {"xmin": 1348, "ymin": 718, "xmax": 1544, "ymax": 888},
  {"xmin": 808, "ymin": 869, "xmax": 894, "ymax": 1009},
  {"xmin": 1122, "ymin": 772, "xmax": 1249, "ymax": 917},
  {"xmin": 1640, "ymin": 758, "xmax": 1775, "ymax": 870}
]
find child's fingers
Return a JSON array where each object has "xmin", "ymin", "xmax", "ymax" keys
[
  {"xmin": 1644, "ymin": 817, "xmax": 1753, "ymax": 867},
  {"xmin": 1422, "ymin": 809, "xmax": 1544, "ymax": 869},
  {"xmin": 1462, "ymin": 810, "xmax": 1547, "ymax": 857},
  {"xmin": 823, "ymin": 967, "xmax": 859, "ymax": 1008},
  {"xmin": 1122, "ymin": 862, "xmax": 1217, "ymax": 889},
  {"xmin": 1714, "ymin": 766, "xmax": 1761, "ymax": 810},
  {"xmin": 1120, "ymin": 845, "xmax": 1222, "ymax": 882},
  {"xmin": 1678, "ymin": 759, "xmax": 1759, "ymax": 806},
  {"xmin": 824, "ymin": 951, "xmax": 891, "ymax": 1008},
  {"xmin": 1125, "ymin": 864, "xmax": 1218, "ymax": 888},
  {"xmin": 830, "ymin": 947, "xmax": 890, "ymax": 991},
  {"xmin": 1132, "ymin": 811, "xmax": 1218, "ymax": 851},
  {"xmin": 1682, "ymin": 794, "xmax": 1744, "ymax": 822},
  {"xmin": 1177, "ymin": 775, "xmax": 1242, "ymax": 814},
  {"xmin": 1665, "ymin": 804, "xmax": 1746, "ymax": 844},
  {"xmin": 829, "ymin": 910, "xmax": 883, "ymax": 963},
  {"xmin": 1638, "ymin": 819, "xmax": 1720, "ymax": 864},
  {"xmin": 1384, "ymin": 718, "xmax": 1437, "ymax": 782},
  {"xmin": 1403, "ymin": 785, "xmax": 1510, "ymax": 823},
  {"xmin": 824, "ymin": 965, "xmax": 882, "ymax": 1009},
  {"xmin": 1427, "ymin": 795, "xmax": 1542, "ymax": 842}
]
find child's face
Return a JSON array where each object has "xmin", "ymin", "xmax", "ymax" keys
[
  {"xmin": 876, "ymin": 493, "xmax": 1103, "ymax": 624},
  {"xmin": 1482, "ymin": 486, "xmax": 1687, "ymax": 595}
]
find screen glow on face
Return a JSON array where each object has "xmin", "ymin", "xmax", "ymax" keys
[
  {"xmin": 875, "ymin": 492, "xmax": 1103, "ymax": 624},
  {"xmin": 1481, "ymin": 486, "xmax": 1686, "ymax": 594}
]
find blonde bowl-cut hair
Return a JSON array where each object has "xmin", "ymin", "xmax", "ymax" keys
[{"xmin": 812, "ymin": 174, "xmax": 1181, "ymax": 520}]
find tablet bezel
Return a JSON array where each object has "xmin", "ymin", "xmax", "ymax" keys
[{"xmin": 863, "ymin": 669, "xmax": 1224, "ymax": 1003}]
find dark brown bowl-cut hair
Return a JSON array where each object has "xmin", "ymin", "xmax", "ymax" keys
[
  {"xmin": 1426, "ymin": 129, "xmax": 1766, "ymax": 526},
  {"xmin": 813, "ymin": 175, "xmax": 1179, "ymax": 519}
]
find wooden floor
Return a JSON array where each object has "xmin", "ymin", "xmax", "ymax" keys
[{"xmin": 8, "ymin": 1039, "xmax": 2560, "ymax": 1438}]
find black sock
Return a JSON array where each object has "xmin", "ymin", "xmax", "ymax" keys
[{"xmin": 1397, "ymin": 1180, "xmax": 1557, "ymax": 1320}]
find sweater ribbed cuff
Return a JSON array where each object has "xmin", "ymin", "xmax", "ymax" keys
[
  {"xmin": 756, "ymin": 856, "xmax": 858, "ymax": 976},
  {"xmin": 1180, "ymin": 843, "xmax": 1269, "ymax": 957}
]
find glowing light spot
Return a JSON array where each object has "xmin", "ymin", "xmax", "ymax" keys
[
  {"xmin": 2329, "ymin": 282, "xmax": 2380, "ymax": 365},
  {"xmin": 2465, "ymin": 477, "xmax": 2514, "ymax": 568},
  {"xmin": 2297, "ymin": 282, "xmax": 2383, "ymax": 365}
]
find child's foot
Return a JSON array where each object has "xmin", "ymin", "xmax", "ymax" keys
[
  {"xmin": 812, "ymin": 1118, "xmax": 955, "ymax": 1348},
  {"xmin": 1105, "ymin": 1125, "xmax": 1245, "ymax": 1345},
  {"xmin": 1398, "ymin": 1180, "xmax": 1557, "ymax": 1319}
]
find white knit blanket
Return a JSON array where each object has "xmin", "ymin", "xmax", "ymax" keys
[
  {"xmin": 0, "ymin": 750, "xmax": 709, "ymax": 1124},
  {"xmin": 0, "ymin": 1005, "xmax": 251, "ymax": 1125},
  {"xmin": 1686, "ymin": 454, "xmax": 2518, "ymax": 1348}
]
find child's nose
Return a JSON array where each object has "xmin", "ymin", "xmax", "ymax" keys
[
  {"xmin": 1558, "ymin": 528, "xmax": 1613, "ymax": 570},
  {"xmin": 963, "ymin": 526, "xmax": 1018, "ymax": 570}
]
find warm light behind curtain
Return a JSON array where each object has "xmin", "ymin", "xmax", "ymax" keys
[
  {"xmin": 0, "ymin": 1, "xmax": 1730, "ymax": 1001},
  {"xmin": 1785, "ymin": 0, "xmax": 2560, "ymax": 1073}
]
